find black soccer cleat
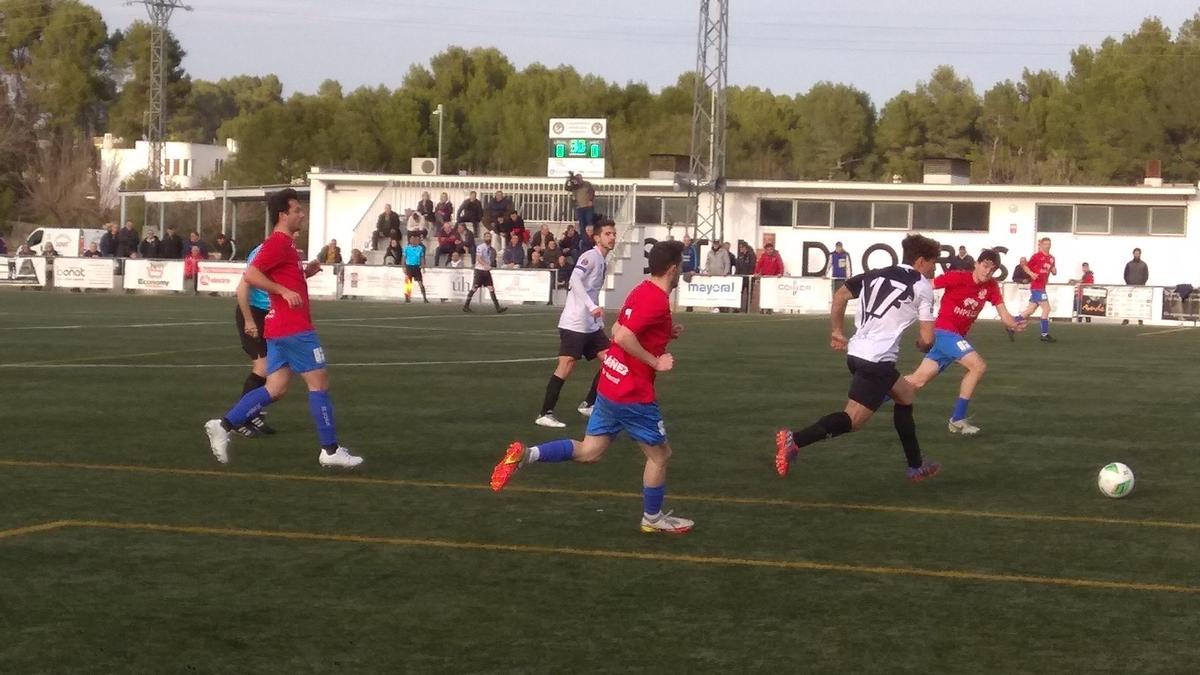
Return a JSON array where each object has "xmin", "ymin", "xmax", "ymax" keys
[
  {"xmin": 1040, "ymin": 334, "xmax": 1057, "ymax": 343},
  {"xmin": 249, "ymin": 415, "xmax": 276, "ymax": 435}
]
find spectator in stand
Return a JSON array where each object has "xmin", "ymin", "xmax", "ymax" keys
[
  {"xmin": 681, "ymin": 235, "xmax": 698, "ymax": 275},
  {"xmin": 348, "ymin": 249, "xmax": 368, "ymax": 265},
  {"xmin": 406, "ymin": 210, "xmax": 428, "ymax": 240},
  {"xmin": 529, "ymin": 250, "xmax": 547, "ymax": 269},
  {"xmin": 949, "ymin": 245, "xmax": 975, "ymax": 271},
  {"xmin": 1123, "ymin": 248, "xmax": 1149, "ymax": 325},
  {"xmin": 116, "ymin": 221, "xmax": 139, "ymax": 258},
  {"xmin": 754, "ymin": 242, "xmax": 785, "ymax": 276},
  {"xmin": 455, "ymin": 222, "xmax": 476, "ymax": 257},
  {"xmin": 705, "ymin": 240, "xmax": 730, "ymax": 276},
  {"xmin": 531, "ymin": 224, "xmax": 555, "ymax": 251},
  {"xmin": 213, "ymin": 232, "xmax": 234, "ymax": 260},
  {"xmin": 384, "ymin": 237, "xmax": 403, "ymax": 265},
  {"xmin": 188, "ymin": 231, "xmax": 208, "ymax": 259},
  {"xmin": 502, "ymin": 233, "xmax": 526, "ymax": 268},
  {"xmin": 82, "ymin": 243, "xmax": 102, "ymax": 258},
  {"xmin": 416, "ymin": 191, "xmax": 435, "ymax": 226},
  {"xmin": 457, "ymin": 191, "xmax": 483, "ymax": 233},
  {"xmin": 555, "ymin": 254, "xmax": 572, "ymax": 289},
  {"xmin": 139, "ymin": 229, "xmax": 162, "ymax": 259},
  {"xmin": 99, "ymin": 223, "xmax": 118, "ymax": 257},
  {"xmin": 543, "ymin": 238, "xmax": 561, "ymax": 265},
  {"xmin": 43, "ymin": 242, "xmax": 58, "ymax": 258},
  {"xmin": 184, "ymin": 245, "xmax": 204, "ymax": 280},
  {"xmin": 448, "ymin": 250, "xmax": 465, "ymax": 268},
  {"xmin": 17, "ymin": 243, "xmax": 34, "ymax": 256},
  {"xmin": 828, "ymin": 241, "xmax": 851, "ymax": 291},
  {"xmin": 160, "ymin": 224, "xmax": 184, "ymax": 259},
  {"xmin": 578, "ymin": 224, "xmax": 595, "ymax": 257},
  {"xmin": 559, "ymin": 224, "xmax": 580, "ymax": 259},
  {"xmin": 434, "ymin": 192, "xmax": 454, "ymax": 225},
  {"xmin": 568, "ymin": 171, "xmax": 596, "ymax": 229},
  {"xmin": 375, "ymin": 204, "xmax": 401, "ymax": 250},
  {"xmin": 488, "ymin": 189, "xmax": 514, "ymax": 224},
  {"xmin": 318, "ymin": 239, "xmax": 342, "ymax": 264},
  {"xmin": 1012, "ymin": 257, "xmax": 1032, "ymax": 284},
  {"xmin": 495, "ymin": 212, "xmax": 515, "ymax": 240},
  {"xmin": 1069, "ymin": 262, "xmax": 1095, "ymax": 323},
  {"xmin": 735, "ymin": 240, "xmax": 757, "ymax": 313},
  {"xmin": 724, "ymin": 241, "xmax": 736, "ymax": 273},
  {"xmin": 507, "ymin": 211, "xmax": 528, "ymax": 244},
  {"xmin": 435, "ymin": 221, "xmax": 460, "ymax": 267}
]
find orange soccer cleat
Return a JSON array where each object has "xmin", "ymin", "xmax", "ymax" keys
[{"xmin": 490, "ymin": 441, "xmax": 527, "ymax": 492}]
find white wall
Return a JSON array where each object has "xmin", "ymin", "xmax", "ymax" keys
[{"xmin": 99, "ymin": 137, "xmax": 236, "ymax": 208}]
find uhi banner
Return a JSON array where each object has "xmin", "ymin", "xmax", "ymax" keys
[
  {"xmin": 677, "ymin": 275, "xmax": 744, "ymax": 308},
  {"xmin": 757, "ymin": 276, "xmax": 832, "ymax": 313},
  {"xmin": 2, "ymin": 257, "xmax": 48, "ymax": 286},
  {"xmin": 123, "ymin": 259, "xmax": 185, "ymax": 291},
  {"xmin": 423, "ymin": 268, "xmax": 475, "ymax": 300}
]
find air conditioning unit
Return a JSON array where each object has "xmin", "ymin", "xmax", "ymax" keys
[{"xmin": 411, "ymin": 157, "xmax": 439, "ymax": 176}]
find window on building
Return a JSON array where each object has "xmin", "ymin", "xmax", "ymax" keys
[
  {"xmin": 215, "ymin": 158, "xmax": 225, "ymax": 173},
  {"xmin": 872, "ymin": 202, "xmax": 910, "ymax": 229},
  {"xmin": 1074, "ymin": 205, "xmax": 1110, "ymax": 234},
  {"xmin": 183, "ymin": 159, "xmax": 191, "ymax": 177},
  {"xmin": 1036, "ymin": 204, "xmax": 1073, "ymax": 233},
  {"xmin": 794, "ymin": 200, "xmax": 831, "ymax": 227},
  {"xmin": 635, "ymin": 196, "xmax": 663, "ymax": 225},
  {"xmin": 950, "ymin": 202, "xmax": 990, "ymax": 232},
  {"xmin": 1151, "ymin": 206, "xmax": 1186, "ymax": 235},
  {"xmin": 833, "ymin": 201, "xmax": 872, "ymax": 229},
  {"xmin": 662, "ymin": 197, "xmax": 695, "ymax": 226},
  {"xmin": 912, "ymin": 202, "xmax": 952, "ymax": 230},
  {"xmin": 1111, "ymin": 206, "xmax": 1149, "ymax": 235},
  {"xmin": 759, "ymin": 199, "xmax": 794, "ymax": 227}
]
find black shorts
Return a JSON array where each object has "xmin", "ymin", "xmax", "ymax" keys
[
  {"xmin": 405, "ymin": 265, "xmax": 423, "ymax": 281},
  {"xmin": 472, "ymin": 269, "xmax": 493, "ymax": 288},
  {"xmin": 846, "ymin": 356, "xmax": 900, "ymax": 411},
  {"xmin": 558, "ymin": 328, "xmax": 611, "ymax": 361},
  {"xmin": 235, "ymin": 306, "xmax": 269, "ymax": 360}
]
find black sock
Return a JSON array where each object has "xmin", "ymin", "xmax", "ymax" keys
[
  {"xmin": 242, "ymin": 372, "xmax": 267, "ymax": 396},
  {"xmin": 585, "ymin": 371, "xmax": 600, "ymax": 406},
  {"xmin": 793, "ymin": 412, "xmax": 852, "ymax": 448},
  {"xmin": 419, "ymin": 282, "xmax": 427, "ymax": 301},
  {"xmin": 322, "ymin": 443, "xmax": 339, "ymax": 454},
  {"xmin": 219, "ymin": 418, "xmax": 236, "ymax": 432},
  {"xmin": 464, "ymin": 289, "xmax": 474, "ymax": 307},
  {"xmin": 489, "ymin": 289, "xmax": 501, "ymax": 310},
  {"xmin": 541, "ymin": 375, "xmax": 565, "ymax": 415},
  {"xmin": 893, "ymin": 404, "xmax": 923, "ymax": 468}
]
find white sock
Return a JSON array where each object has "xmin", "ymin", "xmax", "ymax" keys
[{"xmin": 526, "ymin": 446, "xmax": 540, "ymax": 463}]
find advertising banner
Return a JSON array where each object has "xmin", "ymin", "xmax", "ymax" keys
[
  {"xmin": 677, "ymin": 275, "xmax": 743, "ymax": 308},
  {"xmin": 2, "ymin": 257, "xmax": 48, "ymax": 286},
  {"xmin": 196, "ymin": 262, "xmax": 246, "ymax": 294},
  {"xmin": 757, "ymin": 276, "xmax": 832, "ymax": 313},
  {"xmin": 491, "ymin": 269, "xmax": 553, "ymax": 304},
  {"xmin": 123, "ymin": 259, "xmax": 186, "ymax": 292}
]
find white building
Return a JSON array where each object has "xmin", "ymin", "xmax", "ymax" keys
[{"xmin": 98, "ymin": 134, "xmax": 238, "ymax": 208}]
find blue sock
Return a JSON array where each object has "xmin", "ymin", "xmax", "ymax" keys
[
  {"xmin": 307, "ymin": 391, "xmax": 338, "ymax": 448},
  {"xmin": 529, "ymin": 438, "xmax": 574, "ymax": 462},
  {"xmin": 951, "ymin": 397, "xmax": 970, "ymax": 422},
  {"xmin": 1040, "ymin": 319, "xmax": 1049, "ymax": 335},
  {"xmin": 224, "ymin": 387, "xmax": 272, "ymax": 426},
  {"xmin": 643, "ymin": 484, "xmax": 666, "ymax": 515}
]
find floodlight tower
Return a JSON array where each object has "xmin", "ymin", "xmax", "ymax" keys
[
  {"xmin": 126, "ymin": 0, "xmax": 192, "ymax": 189},
  {"xmin": 688, "ymin": 0, "xmax": 728, "ymax": 243}
]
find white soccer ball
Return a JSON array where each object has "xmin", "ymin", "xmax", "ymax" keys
[{"xmin": 1097, "ymin": 462, "xmax": 1135, "ymax": 499}]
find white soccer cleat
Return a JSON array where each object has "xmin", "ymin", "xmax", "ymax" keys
[
  {"xmin": 640, "ymin": 510, "xmax": 694, "ymax": 534},
  {"xmin": 577, "ymin": 402, "xmax": 593, "ymax": 417},
  {"xmin": 319, "ymin": 447, "xmax": 364, "ymax": 468},
  {"xmin": 948, "ymin": 418, "xmax": 980, "ymax": 436},
  {"xmin": 205, "ymin": 419, "xmax": 230, "ymax": 464},
  {"xmin": 535, "ymin": 413, "xmax": 567, "ymax": 428}
]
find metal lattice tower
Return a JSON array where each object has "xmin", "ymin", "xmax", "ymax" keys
[
  {"xmin": 688, "ymin": 0, "xmax": 728, "ymax": 243},
  {"xmin": 126, "ymin": 0, "xmax": 192, "ymax": 188}
]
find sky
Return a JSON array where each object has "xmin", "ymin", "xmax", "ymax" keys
[{"xmin": 92, "ymin": 0, "xmax": 1200, "ymax": 107}]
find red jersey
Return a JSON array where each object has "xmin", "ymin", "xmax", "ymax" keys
[
  {"xmin": 599, "ymin": 280, "xmax": 673, "ymax": 404},
  {"xmin": 933, "ymin": 271, "xmax": 1003, "ymax": 337},
  {"xmin": 1027, "ymin": 251, "xmax": 1055, "ymax": 291},
  {"xmin": 250, "ymin": 230, "xmax": 313, "ymax": 338}
]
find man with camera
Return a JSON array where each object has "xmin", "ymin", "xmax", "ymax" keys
[{"xmin": 567, "ymin": 171, "xmax": 596, "ymax": 231}]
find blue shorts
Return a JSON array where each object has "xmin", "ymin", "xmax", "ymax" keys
[
  {"xmin": 585, "ymin": 394, "xmax": 667, "ymax": 446},
  {"xmin": 1029, "ymin": 289, "xmax": 1048, "ymax": 304},
  {"xmin": 266, "ymin": 331, "xmax": 327, "ymax": 374},
  {"xmin": 926, "ymin": 329, "xmax": 975, "ymax": 372}
]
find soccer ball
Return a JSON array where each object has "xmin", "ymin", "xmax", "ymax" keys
[{"xmin": 1097, "ymin": 462, "xmax": 1135, "ymax": 499}]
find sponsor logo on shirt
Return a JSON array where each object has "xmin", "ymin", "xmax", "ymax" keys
[{"xmin": 602, "ymin": 353, "xmax": 629, "ymax": 377}]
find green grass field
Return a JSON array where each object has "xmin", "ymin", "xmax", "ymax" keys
[{"xmin": 1, "ymin": 290, "xmax": 1198, "ymax": 672}]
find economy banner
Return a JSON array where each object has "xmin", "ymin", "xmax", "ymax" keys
[{"xmin": 123, "ymin": 259, "xmax": 185, "ymax": 292}]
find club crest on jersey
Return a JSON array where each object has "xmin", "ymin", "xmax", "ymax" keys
[{"xmin": 977, "ymin": 289, "xmax": 988, "ymax": 300}]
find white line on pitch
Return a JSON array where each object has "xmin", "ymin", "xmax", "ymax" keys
[
  {"xmin": 1137, "ymin": 326, "xmax": 1195, "ymax": 337},
  {"xmin": 0, "ymin": 356, "xmax": 556, "ymax": 369}
]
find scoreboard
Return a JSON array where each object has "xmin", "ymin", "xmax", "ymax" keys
[{"xmin": 547, "ymin": 118, "xmax": 606, "ymax": 178}]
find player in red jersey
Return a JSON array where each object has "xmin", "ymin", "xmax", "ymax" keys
[
  {"xmin": 490, "ymin": 240, "xmax": 693, "ymax": 534},
  {"xmin": 204, "ymin": 188, "xmax": 363, "ymax": 469},
  {"xmin": 904, "ymin": 249, "xmax": 1025, "ymax": 435},
  {"xmin": 1010, "ymin": 237, "xmax": 1058, "ymax": 342}
]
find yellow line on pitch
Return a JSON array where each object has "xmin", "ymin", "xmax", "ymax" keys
[
  {"xmin": 3, "ymin": 458, "xmax": 1197, "ymax": 531},
  {"xmin": 55, "ymin": 519, "xmax": 1200, "ymax": 595},
  {"xmin": 0, "ymin": 520, "xmax": 70, "ymax": 540}
]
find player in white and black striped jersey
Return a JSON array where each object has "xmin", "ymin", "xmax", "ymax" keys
[
  {"xmin": 774, "ymin": 234, "xmax": 945, "ymax": 483},
  {"xmin": 535, "ymin": 217, "xmax": 618, "ymax": 428}
]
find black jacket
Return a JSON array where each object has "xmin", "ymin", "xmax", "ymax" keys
[
  {"xmin": 457, "ymin": 198, "xmax": 482, "ymax": 224},
  {"xmin": 376, "ymin": 211, "xmax": 401, "ymax": 234},
  {"xmin": 115, "ymin": 227, "xmax": 139, "ymax": 258},
  {"xmin": 160, "ymin": 233, "xmax": 184, "ymax": 259},
  {"xmin": 138, "ymin": 237, "xmax": 161, "ymax": 259},
  {"xmin": 99, "ymin": 231, "xmax": 116, "ymax": 257},
  {"xmin": 735, "ymin": 249, "xmax": 757, "ymax": 275},
  {"xmin": 1124, "ymin": 259, "xmax": 1149, "ymax": 285}
]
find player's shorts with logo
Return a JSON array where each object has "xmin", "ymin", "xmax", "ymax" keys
[
  {"xmin": 585, "ymin": 393, "xmax": 667, "ymax": 445},
  {"xmin": 559, "ymin": 329, "xmax": 610, "ymax": 361},
  {"xmin": 1029, "ymin": 289, "xmax": 1048, "ymax": 303},
  {"xmin": 266, "ymin": 330, "xmax": 327, "ymax": 374},
  {"xmin": 472, "ymin": 269, "xmax": 493, "ymax": 288},
  {"xmin": 846, "ymin": 355, "xmax": 900, "ymax": 411},
  {"xmin": 927, "ymin": 329, "xmax": 975, "ymax": 371},
  {"xmin": 234, "ymin": 307, "xmax": 269, "ymax": 359},
  {"xmin": 405, "ymin": 265, "xmax": 423, "ymax": 282}
]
